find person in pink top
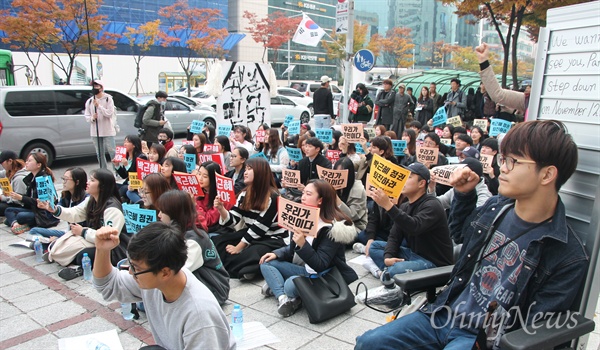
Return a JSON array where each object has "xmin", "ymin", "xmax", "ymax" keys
[{"xmin": 84, "ymin": 80, "xmax": 117, "ymax": 169}]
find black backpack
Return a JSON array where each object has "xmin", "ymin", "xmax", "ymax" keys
[{"xmin": 134, "ymin": 104, "xmax": 149, "ymax": 129}]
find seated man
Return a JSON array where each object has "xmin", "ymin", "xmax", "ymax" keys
[
  {"xmin": 363, "ymin": 162, "xmax": 454, "ymax": 278},
  {"xmin": 356, "ymin": 120, "xmax": 589, "ymax": 350},
  {"xmin": 93, "ymin": 222, "xmax": 235, "ymax": 350}
]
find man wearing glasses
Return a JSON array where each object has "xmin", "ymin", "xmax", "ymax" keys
[
  {"xmin": 93, "ymin": 222, "xmax": 235, "ymax": 350},
  {"xmin": 356, "ymin": 120, "xmax": 588, "ymax": 349}
]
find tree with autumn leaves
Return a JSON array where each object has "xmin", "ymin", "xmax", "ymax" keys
[
  {"xmin": 124, "ymin": 20, "xmax": 161, "ymax": 96},
  {"xmin": 0, "ymin": 0, "xmax": 117, "ymax": 84},
  {"xmin": 242, "ymin": 11, "xmax": 301, "ymax": 65},
  {"xmin": 370, "ymin": 27, "xmax": 415, "ymax": 78}
]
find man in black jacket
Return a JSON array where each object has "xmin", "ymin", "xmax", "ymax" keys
[
  {"xmin": 313, "ymin": 76, "xmax": 334, "ymax": 128},
  {"xmin": 374, "ymin": 79, "xmax": 395, "ymax": 129},
  {"xmin": 297, "ymin": 137, "xmax": 332, "ymax": 187},
  {"xmin": 363, "ymin": 162, "xmax": 453, "ymax": 278}
]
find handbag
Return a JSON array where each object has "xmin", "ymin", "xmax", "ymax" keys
[
  {"xmin": 48, "ymin": 231, "xmax": 95, "ymax": 266},
  {"xmin": 293, "ymin": 266, "xmax": 356, "ymax": 324}
]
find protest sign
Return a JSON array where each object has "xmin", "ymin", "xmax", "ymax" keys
[
  {"xmin": 172, "ymin": 172, "xmax": 202, "ymax": 196},
  {"xmin": 198, "ymin": 153, "xmax": 225, "ymax": 173},
  {"xmin": 189, "ymin": 120, "xmax": 205, "ymax": 134},
  {"xmin": 36, "ymin": 176, "xmax": 57, "ymax": 209},
  {"xmin": 416, "ymin": 146, "xmax": 439, "ymax": 167},
  {"xmin": 283, "ymin": 115, "xmax": 294, "ymax": 127},
  {"xmin": 367, "ymin": 154, "xmax": 410, "ymax": 198},
  {"xmin": 250, "ymin": 152, "xmax": 268, "ymax": 160},
  {"xmin": 136, "ymin": 159, "xmax": 161, "ymax": 180},
  {"xmin": 365, "ymin": 127, "xmax": 376, "ymax": 139},
  {"xmin": 184, "ymin": 153, "xmax": 196, "ymax": 173},
  {"xmin": 446, "ymin": 115, "xmax": 463, "ymax": 127},
  {"xmin": 0, "ymin": 178, "xmax": 13, "ymax": 194},
  {"xmin": 114, "ymin": 146, "xmax": 127, "ymax": 163},
  {"xmin": 128, "ymin": 172, "xmax": 142, "ymax": 189},
  {"xmin": 391, "ymin": 140, "xmax": 407, "ymax": 156},
  {"xmin": 277, "ymin": 197, "xmax": 320, "ymax": 236},
  {"xmin": 355, "ymin": 142, "xmax": 367, "ymax": 154},
  {"xmin": 342, "ymin": 123, "xmax": 364, "ymax": 142},
  {"xmin": 217, "ymin": 124, "xmax": 232, "ymax": 137},
  {"xmin": 431, "ymin": 106, "xmax": 448, "ymax": 127},
  {"xmin": 325, "ymin": 149, "xmax": 341, "ymax": 164},
  {"xmin": 315, "ymin": 128, "xmax": 333, "ymax": 143},
  {"xmin": 288, "ymin": 121, "xmax": 301, "ymax": 135},
  {"xmin": 473, "ymin": 119, "xmax": 488, "ymax": 132},
  {"xmin": 479, "ymin": 154, "xmax": 494, "ymax": 174},
  {"xmin": 204, "ymin": 144, "xmax": 219, "ymax": 153},
  {"xmin": 431, "ymin": 164, "xmax": 467, "ymax": 186},
  {"xmin": 281, "ymin": 169, "xmax": 302, "ymax": 188},
  {"xmin": 255, "ymin": 129, "xmax": 266, "ymax": 143},
  {"xmin": 215, "ymin": 173, "xmax": 236, "ymax": 205},
  {"xmin": 435, "ymin": 128, "xmax": 444, "ymax": 137},
  {"xmin": 489, "ymin": 119, "xmax": 512, "ymax": 137},
  {"xmin": 365, "ymin": 174, "xmax": 400, "ymax": 205},
  {"xmin": 317, "ymin": 165, "xmax": 348, "ymax": 190},
  {"xmin": 181, "ymin": 140, "xmax": 194, "ymax": 146},
  {"xmin": 287, "ymin": 147, "xmax": 303, "ymax": 162},
  {"xmin": 122, "ymin": 203, "xmax": 157, "ymax": 234},
  {"xmin": 440, "ymin": 138, "xmax": 452, "ymax": 146}
]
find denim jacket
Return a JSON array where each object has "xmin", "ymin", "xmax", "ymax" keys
[{"xmin": 421, "ymin": 190, "xmax": 589, "ymax": 329}]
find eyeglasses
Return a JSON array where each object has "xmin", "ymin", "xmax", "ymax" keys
[
  {"xmin": 127, "ymin": 258, "xmax": 154, "ymax": 279},
  {"xmin": 139, "ymin": 189, "xmax": 148, "ymax": 196},
  {"xmin": 61, "ymin": 177, "xmax": 72, "ymax": 182},
  {"xmin": 497, "ymin": 155, "xmax": 536, "ymax": 171}
]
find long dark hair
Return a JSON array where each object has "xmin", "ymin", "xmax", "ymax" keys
[
  {"xmin": 193, "ymin": 133, "xmax": 207, "ymax": 154},
  {"xmin": 142, "ymin": 173, "xmax": 171, "ymax": 211},
  {"xmin": 334, "ymin": 157, "xmax": 356, "ymax": 203},
  {"xmin": 307, "ymin": 179, "xmax": 352, "ymax": 224},
  {"xmin": 241, "ymin": 157, "xmax": 277, "ymax": 211},
  {"xmin": 86, "ymin": 168, "xmax": 120, "ymax": 229},
  {"xmin": 263, "ymin": 128, "xmax": 282, "ymax": 159},
  {"xmin": 162, "ymin": 157, "xmax": 187, "ymax": 188},
  {"xmin": 199, "ymin": 161, "xmax": 221, "ymax": 209},
  {"xmin": 62, "ymin": 167, "xmax": 87, "ymax": 203},
  {"xmin": 215, "ymin": 135, "xmax": 231, "ymax": 153},
  {"xmin": 204, "ymin": 125, "xmax": 216, "ymax": 144},
  {"xmin": 181, "ymin": 144, "xmax": 199, "ymax": 164},
  {"xmin": 28, "ymin": 152, "xmax": 54, "ymax": 180},
  {"xmin": 125, "ymin": 134, "xmax": 143, "ymax": 159},
  {"xmin": 156, "ymin": 189, "xmax": 208, "ymax": 239},
  {"xmin": 403, "ymin": 129, "xmax": 417, "ymax": 156}
]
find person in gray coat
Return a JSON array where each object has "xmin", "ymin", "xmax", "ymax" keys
[
  {"xmin": 374, "ymin": 79, "xmax": 395, "ymax": 129},
  {"xmin": 444, "ymin": 78, "xmax": 467, "ymax": 118},
  {"xmin": 391, "ymin": 84, "xmax": 413, "ymax": 138}
]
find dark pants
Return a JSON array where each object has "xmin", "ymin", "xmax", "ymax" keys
[{"xmin": 5, "ymin": 207, "xmax": 35, "ymax": 227}]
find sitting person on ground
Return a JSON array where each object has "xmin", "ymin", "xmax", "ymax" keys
[
  {"xmin": 334, "ymin": 157, "xmax": 368, "ymax": 234},
  {"xmin": 156, "ymin": 190, "xmax": 230, "ymax": 305},
  {"xmin": 356, "ymin": 135, "xmax": 399, "ymax": 187},
  {"xmin": 157, "ymin": 128, "xmax": 178, "ymax": 158},
  {"xmin": 284, "ymin": 137, "xmax": 332, "ymax": 201},
  {"xmin": 355, "ymin": 120, "xmax": 588, "ymax": 349},
  {"xmin": 480, "ymin": 138, "xmax": 500, "ymax": 195},
  {"xmin": 262, "ymin": 128, "xmax": 290, "ymax": 187},
  {"xmin": 215, "ymin": 135, "xmax": 233, "ymax": 172},
  {"xmin": 147, "ymin": 142, "xmax": 166, "ymax": 165},
  {"xmin": 93, "ymin": 223, "xmax": 235, "ymax": 349},
  {"xmin": 230, "ymin": 125, "xmax": 254, "ymax": 155},
  {"xmin": 224, "ymin": 147, "xmax": 248, "ymax": 195},
  {"xmin": 259, "ymin": 179, "xmax": 358, "ymax": 317},
  {"xmin": 0, "ymin": 151, "xmax": 28, "ymax": 218},
  {"xmin": 422, "ymin": 132, "xmax": 450, "ymax": 195},
  {"xmin": 399, "ymin": 129, "xmax": 417, "ymax": 166},
  {"xmin": 212, "ymin": 157, "xmax": 287, "ymax": 279},
  {"xmin": 113, "ymin": 134, "xmax": 147, "ymax": 203},
  {"xmin": 195, "ymin": 161, "xmax": 234, "ymax": 233},
  {"xmin": 138, "ymin": 173, "xmax": 171, "ymax": 214},
  {"xmin": 362, "ymin": 162, "xmax": 453, "ymax": 278},
  {"xmin": 353, "ymin": 194, "xmax": 396, "ymax": 256},
  {"xmin": 431, "ymin": 157, "xmax": 491, "ymax": 211},
  {"xmin": 161, "ymin": 157, "xmax": 187, "ymax": 190}
]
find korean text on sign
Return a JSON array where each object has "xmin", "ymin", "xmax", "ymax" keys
[
  {"xmin": 325, "ymin": 149, "xmax": 341, "ymax": 164},
  {"xmin": 136, "ymin": 159, "xmax": 161, "ymax": 180},
  {"xmin": 204, "ymin": 144, "xmax": 219, "ymax": 153},
  {"xmin": 114, "ymin": 146, "xmax": 127, "ymax": 163},
  {"xmin": 282, "ymin": 169, "xmax": 302, "ymax": 188},
  {"xmin": 184, "ymin": 153, "xmax": 196, "ymax": 174},
  {"xmin": 0, "ymin": 178, "xmax": 13, "ymax": 194},
  {"xmin": 128, "ymin": 172, "xmax": 142, "ymax": 189},
  {"xmin": 315, "ymin": 129, "xmax": 333, "ymax": 143},
  {"xmin": 431, "ymin": 107, "xmax": 448, "ymax": 127},
  {"xmin": 391, "ymin": 140, "xmax": 407, "ymax": 156},
  {"xmin": 217, "ymin": 124, "xmax": 232, "ymax": 137},
  {"xmin": 316, "ymin": 165, "xmax": 348, "ymax": 190},
  {"xmin": 277, "ymin": 197, "xmax": 320, "ymax": 237},
  {"xmin": 489, "ymin": 119, "xmax": 512, "ymax": 137},
  {"xmin": 431, "ymin": 164, "xmax": 467, "ymax": 186},
  {"xmin": 288, "ymin": 121, "xmax": 301, "ymax": 135},
  {"xmin": 479, "ymin": 154, "xmax": 494, "ymax": 174},
  {"xmin": 122, "ymin": 204, "xmax": 157, "ymax": 234},
  {"xmin": 255, "ymin": 129, "xmax": 266, "ymax": 143},
  {"xmin": 342, "ymin": 123, "xmax": 364, "ymax": 142},
  {"xmin": 416, "ymin": 146, "xmax": 439, "ymax": 167},
  {"xmin": 215, "ymin": 173, "xmax": 236, "ymax": 205},
  {"xmin": 367, "ymin": 154, "xmax": 410, "ymax": 198},
  {"xmin": 286, "ymin": 147, "xmax": 303, "ymax": 162},
  {"xmin": 189, "ymin": 120, "xmax": 205, "ymax": 134},
  {"xmin": 172, "ymin": 172, "xmax": 202, "ymax": 197}
]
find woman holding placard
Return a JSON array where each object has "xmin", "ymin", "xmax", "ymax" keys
[
  {"xmin": 138, "ymin": 173, "xmax": 171, "ymax": 214},
  {"xmin": 0, "ymin": 151, "xmax": 28, "ymax": 218},
  {"xmin": 262, "ymin": 129, "xmax": 289, "ymax": 186},
  {"xmin": 215, "ymin": 135, "xmax": 233, "ymax": 172},
  {"xmin": 356, "ymin": 136, "xmax": 399, "ymax": 186},
  {"xmin": 113, "ymin": 135, "xmax": 147, "ymax": 203},
  {"xmin": 5, "ymin": 152, "xmax": 58, "ymax": 234},
  {"xmin": 195, "ymin": 161, "xmax": 234, "ymax": 232},
  {"xmin": 213, "ymin": 157, "xmax": 287, "ymax": 280},
  {"xmin": 258, "ymin": 179, "xmax": 357, "ymax": 317},
  {"xmin": 334, "ymin": 157, "xmax": 368, "ymax": 233}
]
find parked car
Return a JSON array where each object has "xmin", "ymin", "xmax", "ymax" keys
[
  {"xmin": 171, "ymin": 88, "xmax": 217, "ymax": 110},
  {"xmin": 277, "ymin": 87, "xmax": 314, "ymax": 115},
  {"xmin": 0, "ymin": 85, "xmax": 141, "ymax": 165},
  {"xmin": 289, "ymin": 81, "xmax": 342, "ymax": 99},
  {"xmin": 137, "ymin": 96, "xmax": 217, "ymax": 133},
  {"xmin": 270, "ymin": 95, "xmax": 311, "ymax": 125},
  {"xmin": 170, "ymin": 95, "xmax": 216, "ymax": 112}
]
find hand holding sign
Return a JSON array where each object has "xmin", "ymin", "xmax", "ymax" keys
[
  {"xmin": 315, "ymin": 128, "xmax": 333, "ymax": 143},
  {"xmin": 416, "ymin": 146, "xmax": 439, "ymax": 168},
  {"xmin": 449, "ymin": 166, "xmax": 480, "ymax": 194},
  {"xmin": 277, "ymin": 197, "xmax": 320, "ymax": 236},
  {"xmin": 431, "ymin": 164, "xmax": 467, "ymax": 186},
  {"xmin": 288, "ymin": 121, "xmax": 301, "ymax": 135},
  {"xmin": 391, "ymin": 140, "xmax": 407, "ymax": 156},
  {"xmin": 367, "ymin": 154, "xmax": 411, "ymax": 198},
  {"xmin": 342, "ymin": 123, "xmax": 364, "ymax": 142},
  {"xmin": 0, "ymin": 178, "xmax": 13, "ymax": 195},
  {"xmin": 367, "ymin": 186, "xmax": 394, "ymax": 211},
  {"xmin": 489, "ymin": 119, "xmax": 512, "ymax": 137},
  {"xmin": 189, "ymin": 120, "xmax": 205, "ymax": 134},
  {"xmin": 317, "ymin": 165, "xmax": 348, "ymax": 190},
  {"xmin": 215, "ymin": 173, "xmax": 236, "ymax": 205},
  {"xmin": 282, "ymin": 169, "xmax": 302, "ymax": 188},
  {"xmin": 431, "ymin": 107, "xmax": 448, "ymax": 127}
]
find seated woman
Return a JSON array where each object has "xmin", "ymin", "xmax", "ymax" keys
[
  {"xmin": 214, "ymin": 135, "xmax": 233, "ymax": 172},
  {"xmin": 113, "ymin": 135, "xmax": 147, "ymax": 203},
  {"xmin": 224, "ymin": 147, "xmax": 248, "ymax": 195},
  {"xmin": 229, "ymin": 125, "xmax": 254, "ymax": 155},
  {"xmin": 212, "ymin": 157, "xmax": 287, "ymax": 280},
  {"xmin": 138, "ymin": 173, "xmax": 171, "ymax": 213},
  {"xmin": 356, "ymin": 135, "xmax": 399, "ymax": 186},
  {"xmin": 5, "ymin": 152, "xmax": 59, "ymax": 234},
  {"xmin": 399, "ymin": 129, "xmax": 417, "ymax": 166},
  {"xmin": 0, "ymin": 151, "xmax": 28, "ymax": 219},
  {"xmin": 29, "ymin": 167, "xmax": 88, "ymax": 239},
  {"xmin": 334, "ymin": 157, "xmax": 367, "ymax": 234},
  {"xmin": 195, "ymin": 161, "xmax": 234, "ymax": 232},
  {"xmin": 156, "ymin": 189, "xmax": 230, "ymax": 305},
  {"xmin": 262, "ymin": 128, "xmax": 289, "ymax": 187},
  {"xmin": 161, "ymin": 157, "xmax": 187, "ymax": 190},
  {"xmin": 259, "ymin": 179, "xmax": 358, "ymax": 317},
  {"xmin": 39, "ymin": 169, "xmax": 129, "ymax": 280},
  {"xmin": 147, "ymin": 142, "xmax": 166, "ymax": 165}
]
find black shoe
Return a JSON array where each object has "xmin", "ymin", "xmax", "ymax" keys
[{"xmin": 58, "ymin": 266, "xmax": 83, "ymax": 281}]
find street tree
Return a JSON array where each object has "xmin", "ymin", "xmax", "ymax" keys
[
  {"xmin": 370, "ymin": 27, "xmax": 415, "ymax": 77},
  {"xmin": 242, "ymin": 11, "xmax": 301, "ymax": 65},
  {"xmin": 321, "ymin": 21, "xmax": 373, "ymax": 83},
  {"xmin": 124, "ymin": 19, "xmax": 162, "ymax": 96},
  {"xmin": 158, "ymin": 0, "xmax": 228, "ymax": 96}
]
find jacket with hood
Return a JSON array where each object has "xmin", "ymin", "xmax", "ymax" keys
[
  {"xmin": 272, "ymin": 220, "xmax": 359, "ymax": 284},
  {"xmin": 1, "ymin": 168, "xmax": 29, "ymax": 205}
]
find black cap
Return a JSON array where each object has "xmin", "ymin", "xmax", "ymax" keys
[
  {"xmin": 403, "ymin": 162, "xmax": 430, "ymax": 184},
  {"xmin": 461, "ymin": 157, "xmax": 483, "ymax": 178},
  {"xmin": 0, "ymin": 150, "xmax": 18, "ymax": 163}
]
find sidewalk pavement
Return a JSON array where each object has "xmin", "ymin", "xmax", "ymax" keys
[{"xmin": 0, "ymin": 222, "xmax": 598, "ymax": 350}]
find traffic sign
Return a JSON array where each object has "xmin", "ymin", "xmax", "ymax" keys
[{"xmin": 354, "ymin": 49, "xmax": 375, "ymax": 72}]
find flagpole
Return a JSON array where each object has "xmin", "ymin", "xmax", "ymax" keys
[
  {"xmin": 342, "ymin": 0, "xmax": 354, "ymax": 124},
  {"xmin": 287, "ymin": 12, "xmax": 304, "ymax": 87}
]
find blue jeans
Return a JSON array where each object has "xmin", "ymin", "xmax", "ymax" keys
[
  {"xmin": 356, "ymin": 229, "xmax": 389, "ymax": 245},
  {"xmin": 92, "ymin": 136, "xmax": 116, "ymax": 169},
  {"xmin": 314, "ymin": 114, "xmax": 331, "ymax": 129},
  {"xmin": 29, "ymin": 227, "xmax": 65, "ymax": 238},
  {"xmin": 355, "ymin": 308, "xmax": 477, "ymax": 350},
  {"xmin": 260, "ymin": 260, "xmax": 309, "ymax": 299},
  {"xmin": 4, "ymin": 207, "xmax": 35, "ymax": 227},
  {"xmin": 126, "ymin": 190, "xmax": 142, "ymax": 204},
  {"xmin": 368, "ymin": 241, "xmax": 436, "ymax": 275}
]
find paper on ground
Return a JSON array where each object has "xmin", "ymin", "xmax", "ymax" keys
[
  {"xmin": 58, "ymin": 329, "xmax": 123, "ymax": 350},
  {"xmin": 348, "ymin": 254, "xmax": 370, "ymax": 266},
  {"xmin": 237, "ymin": 321, "xmax": 281, "ymax": 350}
]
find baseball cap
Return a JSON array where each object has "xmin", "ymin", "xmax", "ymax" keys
[
  {"xmin": 320, "ymin": 75, "xmax": 332, "ymax": 83},
  {"xmin": 92, "ymin": 80, "xmax": 104, "ymax": 87},
  {"xmin": 403, "ymin": 162, "xmax": 430, "ymax": 184},
  {"xmin": 0, "ymin": 150, "xmax": 18, "ymax": 163},
  {"xmin": 398, "ymin": 83, "xmax": 406, "ymax": 89},
  {"xmin": 459, "ymin": 146, "xmax": 480, "ymax": 160},
  {"xmin": 461, "ymin": 157, "xmax": 483, "ymax": 178}
]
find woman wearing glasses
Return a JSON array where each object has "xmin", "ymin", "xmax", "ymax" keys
[{"xmin": 138, "ymin": 173, "xmax": 171, "ymax": 214}]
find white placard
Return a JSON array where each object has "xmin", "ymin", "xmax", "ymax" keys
[{"xmin": 548, "ymin": 27, "xmax": 600, "ymax": 54}]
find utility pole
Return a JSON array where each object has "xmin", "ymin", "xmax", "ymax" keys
[{"xmin": 341, "ymin": 0, "xmax": 354, "ymax": 124}]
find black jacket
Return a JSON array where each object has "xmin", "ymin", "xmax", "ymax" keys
[
  {"xmin": 298, "ymin": 153, "xmax": 332, "ymax": 185},
  {"xmin": 313, "ymin": 87, "xmax": 334, "ymax": 118},
  {"xmin": 365, "ymin": 201, "xmax": 395, "ymax": 242},
  {"xmin": 225, "ymin": 165, "xmax": 246, "ymax": 195},
  {"xmin": 375, "ymin": 90, "xmax": 395, "ymax": 125},
  {"xmin": 384, "ymin": 193, "xmax": 454, "ymax": 267}
]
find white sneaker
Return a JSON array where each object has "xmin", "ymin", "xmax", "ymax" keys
[
  {"xmin": 353, "ymin": 242, "xmax": 366, "ymax": 254},
  {"xmin": 362, "ymin": 257, "xmax": 382, "ymax": 278}
]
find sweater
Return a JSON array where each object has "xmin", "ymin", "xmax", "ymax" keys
[
  {"xmin": 94, "ymin": 268, "xmax": 235, "ymax": 350},
  {"xmin": 0, "ymin": 168, "xmax": 29, "ymax": 205},
  {"xmin": 84, "ymin": 93, "xmax": 116, "ymax": 137}
]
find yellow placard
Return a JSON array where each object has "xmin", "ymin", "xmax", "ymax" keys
[
  {"xmin": 367, "ymin": 154, "xmax": 410, "ymax": 198},
  {"xmin": 128, "ymin": 172, "xmax": 142, "ymax": 190},
  {"xmin": 0, "ymin": 178, "xmax": 13, "ymax": 194}
]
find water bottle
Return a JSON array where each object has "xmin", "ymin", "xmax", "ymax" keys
[
  {"xmin": 82, "ymin": 253, "xmax": 92, "ymax": 281},
  {"xmin": 33, "ymin": 236, "xmax": 43, "ymax": 263},
  {"xmin": 121, "ymin": 303, "xmax": 134, "ymax": 320},
  {"xmin": 231, "ymin": 304, "xmax": 244, "ymax": 341}
]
